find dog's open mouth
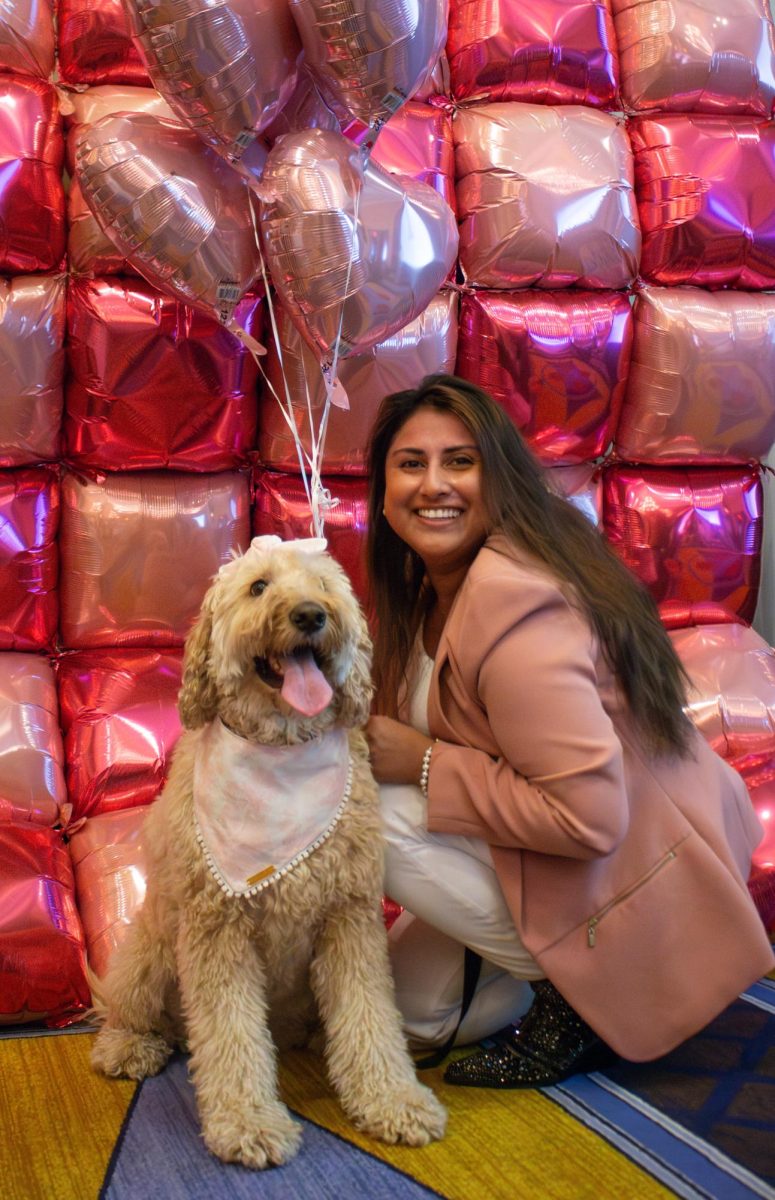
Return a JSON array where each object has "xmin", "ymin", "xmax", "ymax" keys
[{"xmin": 253, "ymin": 646, "xmax": 333, "ymax": 717}]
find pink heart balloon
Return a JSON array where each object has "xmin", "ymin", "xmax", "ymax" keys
[{"xmin": 258, "ymin": 129, "xmax": 458, "ymax": 360}]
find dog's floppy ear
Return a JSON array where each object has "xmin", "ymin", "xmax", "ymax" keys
[
  {"xmin": 178, "ymin": 587, "xmax": 219, "ymax": 729},
  {"xmin": 337, "ymin": 609, "xmax": 374, "ymax": 728}
]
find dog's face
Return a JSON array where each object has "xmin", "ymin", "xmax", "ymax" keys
[{"xmin": 179, "ymin": 538, "xmax": 373, "ymax": 740}]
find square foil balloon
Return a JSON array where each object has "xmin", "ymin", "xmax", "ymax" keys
[
  {"xmin": 456, "ymin": 290, "xmax": 632, "ymax": 464},
  {"xmin": 0, "ymin": 77, "xmax": 65, "ymax": 273},
  {"xmin": 448, "ymin": 0, "xmax": 620, "ymax": 108},
  {"xmin": 0, "ymin": 467, "xmax": 59, "ymax": 651},
  {"xmin": 0, "ymin": 274, "xmax": 65, "ymax": 466},
  {"xmin": 59, "ymin": 470, "xmax": 250, "ymax": 648},
  {"xmin": 65, "ymin": 278, "xmax": 262, "ymax": 472},
  {"xmin": 612, "ymin": 0, "xmax": 775, "ymax": 117},
  {"xmin": 0, "ymin": 0, "xmax": 55, "ymax": 79},
  {"xmin": 455, "ymin": 103, "xmax": 640, "ymax": 289},
  {"xmin": 57, "ymin": 649, "xmax": 183, "ymax": 819},
  {"xmin": 602, "ymin": 465, "xmax": 763, "ymax": 628},
  {"xmin": 615, "ymin": 288, "xmax": 775, "ymax": 465},
  {"xmin": 370, "ymin": 102, "xmax": 455, "ymax": 212},
  {"xmin": 630, "ymin": 114, "xmax": 775, "ymax": 289},
  {"xmin": 57, "ymin": 0, "xmax": 149, "ymax": 86},
  {"xmin": 0, "ymin": 653, "xmax": 65, "ymax": 827}
]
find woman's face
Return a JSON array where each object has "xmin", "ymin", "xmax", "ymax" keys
[{"xmin": 383, "ymin": 406, "xmax": 489, "ymax": 575}]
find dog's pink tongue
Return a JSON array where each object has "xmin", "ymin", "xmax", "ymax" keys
[{"xmin": 281, "ymin": 651, "xmax": 333, "ymax": 716}]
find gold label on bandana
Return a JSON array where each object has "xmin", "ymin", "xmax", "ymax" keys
[{"xmin": 246, "ymin": 865, "xmax": 277, "ymax": 886}]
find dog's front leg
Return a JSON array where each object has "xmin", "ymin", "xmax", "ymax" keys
[
  {"xmin": 312, "ymin": 903, "xmax": 447, "ymax": 1146},
  {"xmin": 177, "ymin": 903, "xmax": 302, "ymax": 1169}
]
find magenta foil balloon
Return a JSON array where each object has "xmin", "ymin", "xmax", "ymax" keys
[
  {"xmin": 370, "ymin": 102, "xmax": 455, "ymax": 212},
  {"xmin": 455, "ymin": 104, "xmax": 640, "ymax": 290},
  {"xmin": 0, "ymin": 468, "xmax": 58, "ymax": 651},
  {"xmin": 75, "ymin": 113, "xmax": 262, "ymax": 323},
  {"xmin": 0, "ymin": 654, "xmax": 65, "ymax": 828},
  {"xmin": 0, "ymin": 77, "xmax": 65, "ymax": 274},
  {"xmin": 260, "ymin": 129, "xmax": 458, "ymax": 360},
  {"xmin": 612, "ymin": 0, "xmax": 775, "ymax": 116},
  {"xmin": 0, "ymin": 0, "xmax": 55, "ymax": 78},
  {"xmin": 456, "ymin": 290, "xmax": 633, "ymax": 465},
  {"xmin": 448, "ymin": 0, "xmax": 619, "ymax": 108},
  {"xmin": 58, "ymin": 0, "xmax": 149, "ymax": 86},
  {"xmin": 616, "ymin": 288, "xmax": 775, "ymax": 465},
  {"xmin": 730, "ymin": 758, "xmax": 775, "ymax": 878},
  {"xmin": 0, "ymin": 274, "xmax": 65, "ymax": 467},
  {"xmin": 630, "ymin": 114, "xmax": 775, "ymax": 290}
]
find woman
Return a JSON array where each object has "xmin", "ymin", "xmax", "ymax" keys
[{"xmin": 364, "ymin": 374, "xmax": 773, "ymax": 1089}]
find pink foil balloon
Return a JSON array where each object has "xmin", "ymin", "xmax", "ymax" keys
[
  {"xmin": 74, "ymin": 112, "xmax": 262, "ymax": 324},
  {"xmin": 370, "ymin": 102, "xmax": 455, "ymax": 212},
  {"xmin": 630, "ymin": 114, "xmax": 775, "ymax": 290},
  {"xmin": 65, "ymin": 278, "xmax": 262, "ymax": 472},
  {"xmin": 670, "ymin": 623, "xmax": 775, "ymax": 759},
  {"xmin": 456, "ymin": 290, "xmax": 633, "ymax": 465},
  {"xmin": 612, "ymin": 0, "xmax": 775, "ymax": 116},
  {"xmin": 616, "ymin": 288, "xmax": 775, "ymax": 465},
  {"xmin": 448, "ymin": 0, "xmax": 620, "ymax": 108},
  {"xmin": 69, "ymin": 806, "xmax": 151, "ymax": 978},
  {"xmin": 0, "ymin": 468, "xmax": 58, "ymax": 652},
  {"xmin": 0, "ymin": 77, "xmax": 65, "ymax": 273},
  {"xmin": 58, "ymin": 0, "xmax": 149, "ymax": 86},
  {"xmin": 260, "ymin": 293, "xmax": 458, "ymax": 475},
  {"xmin": 0, "ymin": 824, "xmax": 90, "ymax": 1026},
  {"xmin": 729, "ymin": 757, "xmax": 775, "ymax": 875},
  {"xmin": 59, "ymin": 470, "xmax": 250, "ymax": 648},
  {"xmin": 58, "ymin": 650, "xmax": 183, "ymax": 818},
  {"xmin": 289, "ymin": 0, "xmax": 447, "ymax": 133},
  {"xmin": 0, "ymin": 0, "xmax": 55, "ymax": 78},
  {"xmin": 262, "ymin": 65, "xmax": 339, "ymax": 142},
  {"xmin": 259, "ymin": 128, "xmax": 458, "ymax": 361},
  {"xmin": 548, "ymin": 464, "xmax": 603, "ymax": 527},
  {"xmin": 0, "ymin": 275, "xmax": 65, "ymax": 466},
  {"xmin": 603, "ymin": 465, "xmax": 763, "ymax": 628},
  {"xmin": 0, "ymin": 654, "xmax": 65, "ymax": 828},
  {"xmin": 455, "ymin": 103, "xmax": 640, "ymax": 290}
]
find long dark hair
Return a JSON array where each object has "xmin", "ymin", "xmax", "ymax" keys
[{"xmin": 366, "ymin": 374, "xmax": 692, "ymax": 756}]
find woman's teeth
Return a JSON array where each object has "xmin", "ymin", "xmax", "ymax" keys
[{"xmin": 417, "ymin": 508, "xmax": 461, "ymax": 519}]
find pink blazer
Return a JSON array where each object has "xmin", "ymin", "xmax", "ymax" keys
[{"xmin": 426, "ymin": 536, "xmax": 774, "ymax": 1061}]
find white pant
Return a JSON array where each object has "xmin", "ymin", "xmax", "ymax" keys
[{"xmin": 381, "ymin": 782, "xmax": 544, "ymax": 1050}]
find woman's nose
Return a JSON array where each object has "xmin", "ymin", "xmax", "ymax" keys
[{"xmin": 421, "ymin": 461, "xmax": 450, "ymax": 495}]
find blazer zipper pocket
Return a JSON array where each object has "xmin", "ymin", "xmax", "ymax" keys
[{"xmin": 587, "ymin": 849, "xmax": 677, "ymax": 948}]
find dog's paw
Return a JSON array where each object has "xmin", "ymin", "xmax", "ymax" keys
[
  {"xmin": 92, "ymin": 1027, "xmax": 172, "ymax": 1081},
  {"xmin": 203, "ymin": 1102, "xmax": 302, "ymax": 1169},
  {"xmin": 355, "ymin": 1084, "xmax": 448, "ymax": 1147}
]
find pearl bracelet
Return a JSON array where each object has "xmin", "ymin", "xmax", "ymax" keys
[{"xmin": 419, "ymin": 742, "xmax": 434, "ymax": 798}]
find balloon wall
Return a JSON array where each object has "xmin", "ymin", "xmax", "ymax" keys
[{"xmin": 0, "ymin": 0, "xmax": 774, "ymax": 1026}]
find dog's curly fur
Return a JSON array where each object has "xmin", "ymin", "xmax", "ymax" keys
[{"xmin": 91, "ymin": 540, "xmax": 446, "ymax": 1168}]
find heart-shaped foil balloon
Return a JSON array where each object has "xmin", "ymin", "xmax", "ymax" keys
[
  {"xmin": 258, "ymin": 128, "xmax": 458, "ymax": 359},
  {"xmin": 75, "ymin": 112, "xmax": 262, "ymax": 324}
]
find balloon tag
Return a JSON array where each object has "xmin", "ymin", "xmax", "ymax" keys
[
  {"xmin": 326, "ymin": 377, "xmax": 349, "ymax": 410},
  {"xmin": 226, "ymin": 316, "xmax": 267, "ymax": 358}
]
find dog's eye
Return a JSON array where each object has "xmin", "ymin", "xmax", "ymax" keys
[{"xmin": 250, "ymin": 579, "xmax": 268, "ymax": 597}]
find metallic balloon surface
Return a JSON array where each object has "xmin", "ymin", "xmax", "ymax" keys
[
  {"xmin": 448, "ymin": 0, "xmax": 619, "ymax": 108},
  {"xmin": 729, "ymin": 757, "xmax": 775, "ymax": 876},
  {"xmin": 455, "ymin": 104, "xmax": 640, "ymax": 290},
  {"xmin": 58, "ymin": 0, "xmax": 149, "ymax": 86},
  {"xmin": 630, "ymin": 115, "xmax": 775, "ymax": 289},
  {"xmin": 260, "ymin": 128, "xmax": 458, "ymax": 359},
  {"xmin": 548, "ymin": 465, "xmax": 603, "ymax": 527},
  {"xmin": 69, "ymin": 806, "xmax": 150, "ymax": 978},
  {"xmin": 58, "ymin": 650, "xmax": 183, "ymax": 818},
  {"xmin": 0, "ymin": 824, "xmax": 90, "ymax": 1027},
  {"xmin": 0, "ymin": 275, "xmax": 65, "ymax": 467},
  {"xmin": 0, "ymin": 77, "xmax": 65, "ymax": 273},
  {"xmin": 59, "ymin": 470, "xmax": 250, "ymax": 648},
  {"xmin": 456, "ymin": 290, "xmax": 633, "ymax": 465},
  {"xmin": 65, "ymin": 278, "xmax": 262, "ymax": 472},
  {"xmin": 260, "ymin": 293, "xmax": 458, "ymax": 475},
  {"xmin": 0, "ymin": 654, "xmax": 65, "ymax": 828},
  {"xmin": 289, "ymin": 0, "xmax": 447, "ymax": 131},
  {"xmin": 612, "ymin": 0, "xmax": 775, "ymax": 116},
  {"xmin": 0, "ymin": 468, "xmax": 58, "ymax": 652},
  {"xmin": 0, "ymin": 0, "xmax": 55, "ymax": 78},
  {"xmin": 61, "ymin": 84, "xmax": 176, "ymax": 135},
  {"xmin": 75, "ymin": 112, "xmax": 262, "ymax": 322},
  {"xmin": 370, "ymin": 102, "xmax": 455, "ymax": 212},
  {"xmin": 261, "ymin": 65, "xmax": 339, "ymax": 142},
  {"xmin": 616, "ymin": 288, "xmax": 775, "ymax": 465},
  {"xmin": 603, "ymin": 466, "xmax": 763, "ymax": 628}
]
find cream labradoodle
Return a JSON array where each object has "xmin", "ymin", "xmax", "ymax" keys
[{"xmin": 91, "ymin": 535, "xmax": 446, "ymax": 1168}]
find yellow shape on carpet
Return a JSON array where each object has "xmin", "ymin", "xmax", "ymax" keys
[{"xmin": 0, "ymin": 1031, "xmax": 135, "ymax": 1200}]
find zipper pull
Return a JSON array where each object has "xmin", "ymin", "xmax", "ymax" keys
[{"xmin": 587, "ymin": 919, "xmax": 597, "ymax": 948}]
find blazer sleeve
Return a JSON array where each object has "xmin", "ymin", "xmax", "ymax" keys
[{"xmin": 426, "ymin": 572, "xmax": 630, "ymax": 859}]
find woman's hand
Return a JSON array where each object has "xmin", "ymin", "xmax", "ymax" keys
[{"xmin": 365, "ymin": 715, "xmax": 432, "ymax": 786}]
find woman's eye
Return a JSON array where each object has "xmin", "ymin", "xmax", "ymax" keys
[
  {"xmin": 400, "ymin": 458, "xmax": 423, "ymax": 469},
  {"xmin": 250, "ymin": 579, "xmax": 268, "ymax": 596}
]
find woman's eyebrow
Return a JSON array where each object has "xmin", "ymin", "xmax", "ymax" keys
[{"xmin": 389, "ymin": 443, "xmax": 479, "ymax": 457}]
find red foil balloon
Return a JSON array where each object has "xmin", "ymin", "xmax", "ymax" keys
[
  {"xmin": 260, "ymin": 293, "xmax": 458, "ymax": 475},
  {"xmin": 455, "ymin": 103, "xmax": 640, "ymax": 290},
  {"xmin": 253, "ymin": 471, "xmax": 368, "ymax": 607},
  {"xmin": 729, "ymin": 757, "xmax": 775, "ymax": 876},
  {"xmin": 0, "ymin": 274, "xmax": 65, "ymax": 466},
  {"xmin": 612, "ymin": 0, "xmax": 775, "ymax": 117},
  {"xmin": 59, "ymin": 470, "xmax": 250, "ymax": 648},
  {"xmin": 448, "ymin": 0, "xmax": 620, "ymax": 108},
  {"xmin": 69, "ymin": 806, "xmax": 150, "ymax": 978},
  {"xmin": 0, "ymin": 77, "xmax": 65, "ymax": 273},
  {"xmin": 456, "ymin": 290, "xmax": 632, "ymax": 465},
  {"xmin": 549, "ymin": 464, "xmax": 603, "ymax": 527},
  {"xmin": 630, "ymin": 114, "xmax": 775, "ymax": 290},
  {"xmin": 369, "ymin": 102, "xmax": 455, "ymax": 212},
  {"xmin": 58, "ymin": 649, "xmax": 182, "ymax": 818},
  {"xmin": 669, "ymin": 623, "xmax": 775, "ymax": 759},
  {"xmin": 747, "ymin": 863, "xmax": 775, "ymax": 933},
  {"xmin": 0, "ymin": 823, "xmax": 90, "ymax": 1027},
  {"xmin": 0, "ymin": 468, "xmax": 58, "ymax": 652},
  {"xmin": 57, "ymin": 0, "xmax": 149, "ymax": 86},
  {"xmin": 602, "ymin": 465, "xmax": 763, "ymax": 628},
  {"xmin": 616, "ymin": 288, "xmax": 775, "ymax": 465},
  {"xmin": 0, "ymin": 0, "xmax": 55, "ymax": 78},
  {"xmin": 65, "ymin": 278, "xmax": 262, "ymax": 472},
  {"xmin": 0, "ymin": 654, "xmax": 65, "ymax": 828}
]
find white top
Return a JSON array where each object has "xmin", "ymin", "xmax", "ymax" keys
[{"xmin": 407, "ymin": 646, "xmax": 434, "ymax": 737}]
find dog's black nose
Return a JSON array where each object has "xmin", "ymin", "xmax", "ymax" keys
[{"xmin": 290, "ymin": 602, "xmax": 326, "ymax": 634}]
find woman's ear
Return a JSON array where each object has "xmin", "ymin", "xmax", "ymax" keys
[{"xmin": 178, "ymin": 589, "xmax": 218, "ymax": 729}]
